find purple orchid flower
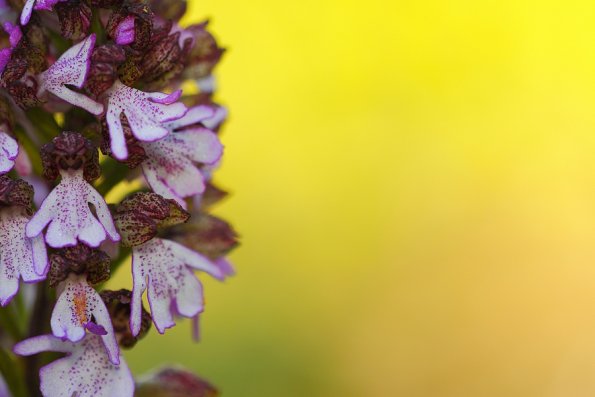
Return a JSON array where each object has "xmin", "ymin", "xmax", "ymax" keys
[
  {"xmin": 141, "ymin": 105, "xmax": 223, "ymax": 207},
  {"xmin": 26, "ymin": 169, "xmax": 120, "ymax": 248},
  {"xmin": 0, "ymin": 131, "xmax": 17, "ymax": 175},
  {"xmin": 14, "ymin": 334, "xmax": 134, "ymax": 397},
  {"xmin": 37, "ymin": 34, "xmax": 104, "ymax": 116},
  {"xmin": 0, "ymin": 176, "xmax": 48, "ymax": 306},
  {"xmin": 20, "ymin": 0, "xmax": 66, "ymax": 25},
  {"xmin": 103, "ymin": 80, "xmax": 187, "ymax": 160},
  {"xmin": 0, "ymin": 22, "xmax": 22, "ymax": 75},
  {"xmin": 131, "ymin": 237, "xmax": 224, "ymax": 335},
  {"xmin": 51, "ymin": 274, "xmax": 119, "ymax": 364},
  {"xmin": 0, "ymin": 206, "xmax": 48, "ymax": 306}
]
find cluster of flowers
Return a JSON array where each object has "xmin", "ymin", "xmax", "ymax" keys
[{"xmin": 0, "ymin": 0, "xmax": 237, "ymax": 396}]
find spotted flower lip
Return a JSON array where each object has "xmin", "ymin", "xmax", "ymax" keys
[
  {"xmin": 0, "ymin": 131, "xmax": 17, "ymax": 175},
  {"xmin": 26, "ymin": 169, "xmax": 120, "ymax": 248},
  {"xmin": 0, "ymin": 208, "xmax": 48, "ymax": 306},
  {"xmin": 131, "ymin": 238, "xmax": 224, "ymax": 336},
  {"xmin": 103, "ymin": 79, "xmax": 188, "ymax": 160},
  {"xmin": 141, "ymin": 106, "xmax": 223, "ymax": 207},
  {"xmin": 37, "ymin": 34, "xmax": 104, "ymax": 116},
  {"xmin": 14, "ymin": 333, "xmax": 134, "ymax": 397},
  {"xmin": 51, "ymin": 274, "xmax": 119, "ymax": 364},
  {"xmin": 20, "ymin": 0, "xmax": 66, "ymax": 25}
]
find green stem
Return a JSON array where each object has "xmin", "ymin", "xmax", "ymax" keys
[
  {"xmin": 0, "ymin": 347, "xmax": 27, "ymax": 397},
  {"xmin": 24, "ymin": 108, "xmax": 61, "ymax": 142},
  {"xmin": 0, "ymin": 307, "xmax": 22, "ymax": 342},
  {"xmin": 95, "ymin": 159, "xmax": 129, "ymax": 196}
]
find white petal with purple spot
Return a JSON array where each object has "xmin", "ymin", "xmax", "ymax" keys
[
  {"xmin": 141, "ymin": 126, "xmax": 223, "ymax": 207},
  {"xmin": 0, "ymin": 209, "xmax": 48, "ymax": 306},
  {"xmin": 131, "ymin": 238, "xmax": 223, "ymax": 336},
  {"xmin": 37, "ymin": 34, "xmax": 104, "ymax": 115},
  {"xmin": 104, "ymin": 80, "xmax": 187, "ymax": 160},
  {"xmin": 51, "ymin": 275, "xmax": 119, "ymax": 364},
  {"xmin": 26, "ymin": 169, "xmax": 120, "ymax": 248},
  {"xmin": 0, "ymin": 131, "xmax": 17, "ymax": 175},
  {"xmin": 14, "ymin": 334, "xmax": 134, "ymax": 397}
]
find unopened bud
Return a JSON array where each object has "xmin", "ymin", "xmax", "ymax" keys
[
  {"xmin": 135, "ymin": 368, "xmax": 218, "ymax": 397},
  {"xmin": 40, "ymin": 132, "xmax": 100, "ymax": 181},
  {"xmin": 55, "ymin": 0, "xmax": 92, "ymax": 41}
]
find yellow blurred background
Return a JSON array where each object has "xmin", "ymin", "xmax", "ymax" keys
[{"xmin": 108, "ymin": 0, "xmax": 595, "ymax": 396}]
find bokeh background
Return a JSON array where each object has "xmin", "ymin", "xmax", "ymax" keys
[{"xmin": 108, "ymin": 1, "xmax": 595, "ymax": 396}]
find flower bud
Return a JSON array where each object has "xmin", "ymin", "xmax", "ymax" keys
[
  {"xmin": 48, "ymin": 244, "xmax": 111, "ymax": 287},
  {"xmin": 135, "ymin": 368, "xmax": 218, "ymax": 397},
  {"xmin": 149, "ymin": 0, "xmax": 187, "ymax": 21},
  {"xmin": 107, "ymin": 2, "xmax": 153, "ymax": 51},
  {"xmin": 0, "ymin": 175, "xmax": 33, "ymax": 212},
  {"xmin": 86, "ymin": 44, "xmax": 126, "ymax": 97},
  {"xmin": 55, "ymin": 0, "xmax": 91, "ymax": 41},
  {"xmin": 100, "ymin": 289, "xmax": 151, "ymax": 348},
  {"xmin": 5, "ymin": 79, "xmax": 41, "ymax": 109},
  {"xmin": 40, "ymin": 131, "xmax": 100, "ymax": 182},
  {"xmin": 114, "ymin": 192, "xmax": 189, "ymax": 247},
  {"xmin": 183, "ymin": 22, "xmax": 225, "ymax": 80},
  {"xmin": 140, "ymin": 27, "xmax": 184, "ymax": 88},
  {"xmin": 169, "ymin": 213, "xmax": 238, "ymax": 260}
]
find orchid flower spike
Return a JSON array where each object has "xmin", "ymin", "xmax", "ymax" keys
[
  {"xmin": 26, "ymin": 132, "xmax": 120, "ymax": 248},
  {"xmin": 141, "ymin": 105, "xmax": 223, "ymax": 207},
  {"xmin": 14, "ymin": 334, "xmax": 134, "ymax": 397},
  {"xmin": 37, "ymin": 34, "xmax": 104, "ymax": 116},
  {"xmin": 103, "ymin": 80, "xmax": 187, "ymax": 160},
  {"xmin": 0, "ymin": 176, "xmax": 48, "ymax": 306}
]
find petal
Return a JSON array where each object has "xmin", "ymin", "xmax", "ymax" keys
[
  {"xmin": 89, "ymin": 291, "xmax": 120, "ymax": 364},
  {"xmin": 17, "ymin": 334, "xmax": 134, "ymax": 397},
  {"xmin": 28, "ymin": 171, "xmax": 116, "ymax": 248},
  {"xmin": 131, "ymin": 239, "xmax": 222, "ymax": 334},
  {"xmin": 166, "ymin": 239, "xmax": 224, "ymax": 278},
  {"xmin": 87, "ymin": 186, "xmax": 120, "ymax": 242},
  {"xmin": 140, "ymin": 129, "xmax": 222, "ymax": 205},
  {"xmin": 104, "ymin": 80, "xmax": 187, "ymax": 159},
  {"xmin": 26, "ymin": 185, "xmax": 58, "ymax": 239},
  {"xmin": 31, "ymin": 234, "xmax": 49, "ymax": 276},
  {"xmin": 38, "ymin": 34, "xmax": 104, "ymax": 115},
  {"xmin": 174, "ymin": 267, "xmax": 204, "ymax": 318},
  {"xmin": 177, "ymin": 128, "xmax": 223, "ymax": 164},
  {"xmin": 114, "ymin": 16, "xmax": 135, "ymax": 45},
  {"xmin": 0, "ymin": 266, "xmax": 18, "ymax": 307},
  {"xmin": 105, "ymin": 103, "xmax": 128, "ymax": 160},
  {"xmin": 13, "ymin": 334, "xmax": 73, "ymax": 356},
  {"xmin": 51, "ymin": 286, "xmax": 86, "ymax": 342},
  {"xmin": 0, "ymin": 212, "xmax": 47, "ymax": 305},
  {"xmin": 148, "ymin": 89, "xmax": 182, "ymax": 105},
  {"xmin": 20, "ymin": 0, "xmax": 34, "ymax": 25},
  {"xmin": 147, "ymin": 276, "xmax": 175, "ymax": 334},
  {"xmin": 130, "ymin": 256, "xmax": 147, "ymax": 336},
  {"xmin": 164, "ymin": 105, "xmax": 214, "ymax": 131},
  {"xmin": 202, "ymin": 105, "xmax": 228, "ymax": 131},
  {"xmin": 0, "ymin": 131, "xmax": 18, "ymax": 174}
]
